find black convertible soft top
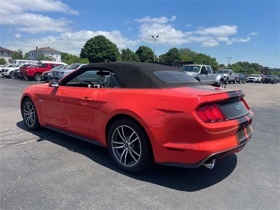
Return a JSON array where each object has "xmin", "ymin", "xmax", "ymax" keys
[{"xmin": 65, "ymin": 62, "xmax": 198, "ymax": 88}]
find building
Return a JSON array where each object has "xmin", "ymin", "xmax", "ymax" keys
[
  {"xmin": 0, "ymin": 46, "xmax": 14, "ymax": 63},
  {"xmin": 28, "ymin": 46, "xmax": 62, "ymax": 62}
]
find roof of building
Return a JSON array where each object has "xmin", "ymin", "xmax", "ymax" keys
[
  {"xmin": 0, "ymin": 46, "xmax": 14, "ymax": 53},
  {"xmin": 28, "ymin": 47, "xmax": 61, "ymax": 53}
]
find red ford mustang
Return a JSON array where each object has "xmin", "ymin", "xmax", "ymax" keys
[{"xmin": 21, "ymin": 62, "xmax": 253, "ymax": 173}]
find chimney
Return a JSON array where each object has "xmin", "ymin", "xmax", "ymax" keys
[{"xmin": 36, "ymin": 46, "xmax": 38, "ymax": 50}]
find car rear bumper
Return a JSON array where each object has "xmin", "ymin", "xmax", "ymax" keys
[
  {"xmin": 158, "ymin": 140, "xmax": 249, "ymax": 168},
  {"xmin": 151, "ymin": 111, "xmax": 253, "ymax": 168}
]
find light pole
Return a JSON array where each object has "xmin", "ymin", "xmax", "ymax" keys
[
  {"xmin": 226, "ymin": 56, "xmax": 232, "ymax": 67},
  {"xmin": 152, "ymin": 35, "xmax": 159, "ymax": 62}
]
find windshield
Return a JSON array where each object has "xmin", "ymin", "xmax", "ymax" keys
[
  {"xmin": 51, "ymin": 65, "xmax": 66, "ymax": 71},
  {"xmin": 181, "ymin": 65, "xmax": 200, "ymax": 73},
  {"xmin": 66, "ymin": 64, "xmax": 83, "ymax": 69},
  {"xmin": 250, "ymin": 74, "xmax": 260, "ymax": 77}
]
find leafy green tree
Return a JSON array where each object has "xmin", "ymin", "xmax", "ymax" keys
[
  {"xmin": 35, "ymin": 53, "xmax": 55, "ymax": 61},
  {"xmin": 179, "ymin": 54, "xmax": 194, "ymax": 63},
  {"xmin": 61, "ymin": 52, "xmax": 88, "ymax": 64},
  {"xmin": 121, "ymin": 48, "xmax": 140, "ymax": 62},
  {"xmin": 0, "ymin": 58, "xmax": 6, "ymax": 65},
  {"xmin": 179, "ymin": 48, "xmax": 197, "ymax": 60},
  {"xmin": 160, "ymin": 48, "xmax": 180, "ymax": 65},
  {"xmin": 192, "ymin": 53, "xmax": 219, "ymax": 71},
  {"xmin": 135, "ymin": 46, "xmax": 154, "ymax": 62},
  {"xmin": 218, "ymin": 64, "xmax": 226, "ymax": 69},
  {"xmin": 80, "ymin": 35, "xmax": 120, "ymax": 63},
  {"xmin": 230, "ymin": 62, "xmax": 263, "ymax": 74},
  {"xmin": 11, "ymin": 49, "xmax": 28, "ymax": 59}
]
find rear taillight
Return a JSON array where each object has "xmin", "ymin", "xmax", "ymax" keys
[{"xmin": 197, "ymin": 104, "xmax": 226, "ymax": 123}]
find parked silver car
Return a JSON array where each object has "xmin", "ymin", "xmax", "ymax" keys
[{"xmin": 51, "ymin": 63, "xmax": 87, "ymax": 80}]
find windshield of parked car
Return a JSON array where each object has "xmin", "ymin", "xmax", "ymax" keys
[
  {"xmin": 181, "ymin": 65, "xmax": 200, "ymax": 73},
  {"xmin": 51, "ymin": 65, "xmax": 67, "ymax": 71},
  {"xmin": 250, "ymin": 74, "xmax": 261, "ymax": 77},
  {"xmin": 66, "ymin": 64, "xmax": 83, "ymax": 69}
]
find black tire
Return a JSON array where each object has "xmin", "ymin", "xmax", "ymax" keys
[
  {"xmin": 9, "ymin": 71, "xmax": 15, "ymax": 79},
  {"xmin": 34, "ymin": 73, "xmax": 42, "ymax": 81},
  {"xmin": 22, "ymin": 98, "xmax": 41, "ymax": 130},
  {"xmin": 233, "ymin": 78, "xmax": 237, "ymax": 84},
  {"xmin": 27, "ymin": 76, "xmax": 33, "ymax": 81},
  {"xmin": 107, "ymin": 118, "xmax": 153, "ymax": 173},
  {"xmin": 217, "ymin": 80, "xmax": 223, "ymax": 87}
]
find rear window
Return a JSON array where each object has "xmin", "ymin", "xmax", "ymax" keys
[
  {"xmin": 181, "ymin": 65, "xmax": 200, "ymax": 73},
  {"xmin": 154, "ymin": 70, "xmax": 198, "ymax": 84},
  {"xmin": 217, "ymin": 70, "xmax": 229, "ymax": 74}
]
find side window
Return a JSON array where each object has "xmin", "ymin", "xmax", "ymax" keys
[
  {"xmin": 104, "ymin": 74, "xmax": 120, "ymax": 88},
  {"xmin": 206, "ymin": 66, "xmax": 212, "ymax": 73},
  {"xmin": 201, "ymin": 66, "xmax": 207, "ymax": 74},
  {"xmin": 50, "ymin": 64, "xmax": 55, "ymax": 68},
  {"xmin": 64, "ymin": 69, "xmax": 120, "ymax": 88}
]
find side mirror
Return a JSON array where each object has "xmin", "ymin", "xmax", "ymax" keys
[{"xmin": 49, "ymin": 80, "xmax": 59, "ymax": 88}]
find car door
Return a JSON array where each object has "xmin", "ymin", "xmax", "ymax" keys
[
  {"xmin": 42, "ymin": 85, "xmax": 98, "ymax": 135},
  {"xmin": 205, "ymin": 65, "xmax": 215, "ymax": 84},
  {"xmin": 199, "ymin": 66, "xmax": 213, "ymax": 85}
]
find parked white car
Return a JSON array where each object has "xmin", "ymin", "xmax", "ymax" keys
[
  {"xmin": 1, "ymin": 64, "xmax": 21, "ymax": 78},
  {"xmin": 246, "ymin": 74, "xmax": 262, "ymax": 83}
]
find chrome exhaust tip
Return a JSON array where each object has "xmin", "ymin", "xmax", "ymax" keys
[{"xmin": 203, "ymin": 158, "xmax": 216, "ymax": 170}]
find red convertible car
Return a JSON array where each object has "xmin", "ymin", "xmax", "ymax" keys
[{"xmin": 21, "ymin": 62, "xmax": 253, "ymax": 173}]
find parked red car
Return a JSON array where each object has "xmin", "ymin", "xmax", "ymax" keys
[
  {"xmin": 20, "ymin": 62, "xmax": 254, "ymax": 173},
  {"xmin": 20, "ymin": 61, "xmax": 67, "ymax": 81}
]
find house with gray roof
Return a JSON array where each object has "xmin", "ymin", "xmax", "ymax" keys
[
  {"xmin": 28, "ymin": 46, "xmax": 62, "ymax": 62},
  {"xmin": 0, "ymin": 47, "xmax": 14, "ymax": 63}
]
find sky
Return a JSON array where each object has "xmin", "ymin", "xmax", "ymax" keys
[{"xmin": 0, "ymin": 0, "xmax": 279, "ymax": 68}]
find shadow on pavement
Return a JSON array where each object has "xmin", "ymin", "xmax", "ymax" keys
[{"xmin": 17, "ymin": 120, "xmax": 237, "ymax": 192}]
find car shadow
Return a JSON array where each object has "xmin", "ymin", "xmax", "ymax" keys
[{"xmin": 17, "ymin": 121, "xmax": 237, "ymax": 192}]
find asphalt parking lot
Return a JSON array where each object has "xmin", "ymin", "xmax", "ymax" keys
[{"xmin": 0, "ymin": 78, "xmax": 279, "ymax": 210}]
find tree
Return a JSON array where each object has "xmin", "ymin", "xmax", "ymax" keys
[
  {"xmin": 179, "ymin": 48, "xmax": 197, "ymax": 61},
  {"xmin": 230, "ymin": 62, "xmax": 264, "ymax": 74},
  {"xmin": 61, "ymin": 52, "xmax": 88, "ymax": 64},
  {"xmin": 193, "ymin": 53, "xmax": 219, "ymax": 71},
  {"xmin": 35, "ymin": 53, "xmax": 55, "ymax": 61},
  {"xmin": 160, "ymin": 48, "xmax": 180, "ymax": 65},
  {"xmin": 0, "ymin": 58, "xmax": 6, "ymax": 65},
  {"xmin": 135, "ymin": 46, "xmax": 154, "ymax": 62},
  {"xmin": 218, "ymin": 64, "xmax": 226, "ymax": 69},
  {"xmin": 120, "ymin": 48, "xmax": 140, "ymax": 62},
  {"xmin": 11, "ymin": 49, "xmax": 28, "ymax": 59},
  {"xmin": 80, "ymin": 35, "xmax": 120, "ymax": 63}
]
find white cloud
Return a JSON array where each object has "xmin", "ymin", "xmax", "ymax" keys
[
  {"xmin": 6, "ymin": 30, "xmax": 140, "ymax": 56},
  {"xmin": 0, "ymin": 0, "xmax": 79, "ymax": 15},
  {"xmin": 0, "ymin": 0, "xmax": 78, "ymax": 34},
  {"xmin": 195, "ymin": 25, "xmax": 237, "ymax": 37},
  {"xmin": 236, "ymin": 37, "xmax": 251, "ymax": 42},
  {"xmin": 248, "ymin": 32, "xmax": 258, "ymax": 36},
  {"xmin": 135, "ymin": 16, "xmax": 176, "ymax": 24},
  {"xmin": 202, "ymin": 39, "xmax": 220, "ymax": 47},
  {"xmin": 14, "ymin": 33, "xmax": 21, "ymax": 38},
  {"xmin": 3, "ymin": 13, "xmax": 256, "ymax": 56}
]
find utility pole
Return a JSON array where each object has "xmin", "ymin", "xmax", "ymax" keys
[
  {"xmin": 152, "ymin": 35, "xmax": 159, "ymax": 62},
  {"xmin": 226, "ymin": 56, "xmax": 232, "ymax": 67}
]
